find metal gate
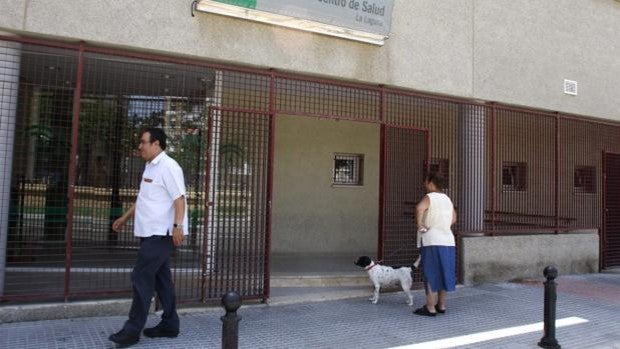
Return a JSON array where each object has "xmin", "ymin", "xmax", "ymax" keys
[
  {"xmin": 379, "ymin": 126, "xmax": 428, "ymax": 282},
  {"xmin": 202, "ymin": 107, "xmax": 271, "ymax": 301},
  {"xmin": 3, "ymin": 36, "xmax": 620, "ymax": 304},
  {"xmin": 603, "ymin": 152, "xmax": 620, "ymax": 269}
]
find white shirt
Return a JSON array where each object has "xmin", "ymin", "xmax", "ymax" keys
[
  {"xmin": 134, "ymin": 151, "xmax": 189, "ymax": 237},
  {"xmin": 419, "ymin": 192, "xmax": 455, "ymax": 247}
]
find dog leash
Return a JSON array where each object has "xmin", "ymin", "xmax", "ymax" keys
[
  {"xmin": 376, "ymin": 227, "xmax": 426, "ymax": 265},
  {"xmin": 375, "ymin": 244, "xmax": 413, "ymax": 265}
]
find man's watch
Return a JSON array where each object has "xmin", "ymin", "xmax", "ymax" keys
[{"xmin": 173, "ymin": 223, "xmax": 184, "ymax": 229}]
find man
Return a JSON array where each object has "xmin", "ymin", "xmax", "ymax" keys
[{"xmin": 109, "ymin": 128, "xmax": 188, "ymax": 347}]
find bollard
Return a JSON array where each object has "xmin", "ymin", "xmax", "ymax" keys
[
  {"xmin": 221, "ymin": 291, "xmax": 242, "ymax": 349},
  {"xmin": 538, "ymin": 266, "xmax": 560, "ymax": 349}
]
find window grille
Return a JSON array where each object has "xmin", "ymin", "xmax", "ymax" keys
[
  {"xmin": 429, "ymin": 158, "xmax": 449, "ymax": 187},
  {"xmin": 502, "ymin": 162, "xmax": 527, "ymax": 191},
  {"xmin": 333, "ymin": 153, "xmax": 364, "ymax": 186},
  {"xmin": 574, "ymin": 166, "xmax": 596, "ymax": 193}
]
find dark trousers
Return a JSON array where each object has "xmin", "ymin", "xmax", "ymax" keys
[{"xmin": 122, "ymin": 235, "xmax": 179, "ymax": 334}]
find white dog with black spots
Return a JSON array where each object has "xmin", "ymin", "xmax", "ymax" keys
[{"xmin": 354, "ymin": 255, "xmax": 414, "ymax": 306}]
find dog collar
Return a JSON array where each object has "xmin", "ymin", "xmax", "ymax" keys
[{"xmin": 365, "ymin": 263, "xmax": 377, "ymax": 271}]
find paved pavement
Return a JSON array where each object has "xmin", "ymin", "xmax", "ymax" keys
[{"xmin": 1, "ymin": 272, "xmax": 619, "ymax": 349}]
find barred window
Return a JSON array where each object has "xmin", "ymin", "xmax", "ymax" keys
[
  {"xmin": 429, "ymin": 158, "xmax": 449, "ymax": 187},
  {"xmin": 333, "ymin": 153, "xmax": 364, "ymax": 186},
  {"xmin": 574, "ymin": 166, "xmax": 596, "ymax": 193},
  {"xmin": 502, "ymin": 162, "xmax": 527, "ymax": 191}
]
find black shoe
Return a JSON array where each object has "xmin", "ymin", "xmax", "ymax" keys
[
  {"xmin": 413, "ymin": 305, "xmax": 436, "ymax": 317},
  {"xmin": 143, "ymin": 324, "xmax": 179, "ymax": 338},
  {"xmin": 108, "ymin": 329, "xmax": 140, "ymax": 347}
]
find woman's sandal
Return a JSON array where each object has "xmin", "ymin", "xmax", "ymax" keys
[
  {"xmin": 435, "ymin": 304, "xmax": 446, "ymax": 314},
  {"xmin": 413, "ymin": 305, "xmax": 436, "ymax": 317}
]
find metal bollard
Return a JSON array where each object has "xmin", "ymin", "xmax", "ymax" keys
[
  {"xmin": 538, "ymin": 266, "xmax": 560, "ymax": 349},
  {"xmin": 221, "ymin": 291, "xmax": 242, "ymax": 349}
]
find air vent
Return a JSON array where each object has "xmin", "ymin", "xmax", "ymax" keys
[{"xmin": 564, "ymin": 79, "xmax": 578, "ymax": 95}]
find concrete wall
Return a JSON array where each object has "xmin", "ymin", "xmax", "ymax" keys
[
  {"xmin": 272, "ymin": 115, "xmax": 379, "ymax": 254},
  {"xmin": 0, "ymin": 1, "xmax": 618, "ymax": 120},
  {"xmin": 473, "ymin": 1, "xmax": 620, "ymax": 120},
  {"xmin": 459, "ymin": 232, "xmax": 599, "ymax": 285}
]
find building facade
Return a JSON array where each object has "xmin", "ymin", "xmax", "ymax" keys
[{"xmin": 0, "ymin": 0, "xmax": 619, "ymax": 304}]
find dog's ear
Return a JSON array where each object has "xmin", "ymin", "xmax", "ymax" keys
[{"xmin": 354, "ymin": 256, "xmax": 371, "ymax": 267}]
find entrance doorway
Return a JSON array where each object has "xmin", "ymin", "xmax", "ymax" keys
[
  {"xmin": 268, "ymin": 116, "xmax": 430, "ymax": 296},
  {"xmin": 270, "ymin": 115, "xmax": 380, "ymax": 275}
]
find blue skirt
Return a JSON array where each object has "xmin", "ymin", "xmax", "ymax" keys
[{"xmin": 420, "ymin": 245, "xmax": 456, "ymax": 292}]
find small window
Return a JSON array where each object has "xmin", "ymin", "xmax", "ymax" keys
[
  {"xmin": 333, "ymin": 153, "xmax": 363, "ymax": 186},
  {"xmin": 429, "ymin": 158, "xmax": 449, "ymax": 188},
  {"xmin": 502, "ymin": 162, "xmax": 527, "ymax": 192},
  {"xmin": 574, "ymin": 166, "xmax": 596, "ymax": 193}
]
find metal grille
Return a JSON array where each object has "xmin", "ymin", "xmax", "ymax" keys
[
  {"xmin": 604, "ymin": 153, "xmax": 620, "ymax": 268},
  {"xmin": 381, "ymin": 126, "xmax": 426, "ymax": 283},
  {"xmin": 558, "ymin": 119, "xmax": 611, "ymax": 230},
  {"xmin": 275, "ymin": 76, "xmax": 380, "ymax": 122},
  {"xmin": 385, "ymin": 94, "xmax": 479, "ymax": 233},
  {"xmin": 221, "ymin": 71, "xmax": 270, "ymax": 112},
  {"xmin": 333, "ymin": 153, "xmax": 363, "ymax": 185},
  {"xmin": 2, "ymin": 36, "xmax": 620, "ymax": 303},
  {"xmin": 385, "ymin": 94, "xmax": 463, "ymax": 200},
  {"xmin": 490, "ymin": 108, "xmax": 556, "ymax": 231},
  {"xmin": 73, "ymin": 52, "xmax": 218, "ymax": 301},
  {"xmin": 205, "ymin": 108, "xmax": 270, "ymax": 300},
  {"xmin": 3, "ymin": 43, "xmax": 78, "ymax": 300}
]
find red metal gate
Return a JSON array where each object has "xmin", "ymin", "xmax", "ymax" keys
[
  {"xmin": 2, "ymin": 35, "xmax": 620, "ymax": 304},
  {"xmin": 379, "ymin": 126, "xmax": 428, "ymax": 282},
  {"xmin": 202, "ymin": 107, "xmax": 272, "ymax": 301},
  {"xmin": 603, "ymin": 152, "xmax": 620, "ymax": 269}
]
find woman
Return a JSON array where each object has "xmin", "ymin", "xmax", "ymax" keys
[{"xmin": 413, "ymin": 173, "xmax": 457, "ymax": 317}]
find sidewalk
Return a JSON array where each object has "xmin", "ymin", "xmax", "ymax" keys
[{"xmin": 1, "ymin": 272, "xmax": 619, "ymax": 349}]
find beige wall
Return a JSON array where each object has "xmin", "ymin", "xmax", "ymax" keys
[
  {"xmin": 272, "ymin": 115, "xmax": 379, "ymax": 254},
  {"xmin": 1, "ymin": 1, "xmax": 618, "ymax": 120},
  {"xmin": 473, "ymin": 1, "xmax": 620, "ymax": 120}
]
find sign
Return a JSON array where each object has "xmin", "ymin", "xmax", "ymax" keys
[{"xmin": 196, "ymin": 0, "xmax": 394, "ymax": 45}]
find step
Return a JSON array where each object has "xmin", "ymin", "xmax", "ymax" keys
[
  {"xmin": 270, "ymin": 273, "xmax": 370, "ymax": 287},
  {"xmin": 267, "ymin": 286, "xmax": 373, "ymax": 306}
]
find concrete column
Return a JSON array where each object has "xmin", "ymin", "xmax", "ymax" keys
[
  {"xmin": 458, "ymin": 104, "xmax": 485, "ymax": 231},
  {"xmin": 0, "ymin": 40, "xmax": 22, "ymax": 295}
]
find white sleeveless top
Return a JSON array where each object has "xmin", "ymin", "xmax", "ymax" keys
[{"xmin": 419, "ymin": 192, "xmax": 455, "ymax": 247}]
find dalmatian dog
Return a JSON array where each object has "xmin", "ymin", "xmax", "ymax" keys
[{"xmin": 354, "ymin": 256, "xmax": 414, "ymax": 306}]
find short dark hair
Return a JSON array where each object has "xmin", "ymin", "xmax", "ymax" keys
[
  {"xmin": 143, "ymin": 128, "xmax": 167, "ymax": 150},
  {"xmin": 425, "ymin": 172, "xmax": 446, "ymax": 191}
]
